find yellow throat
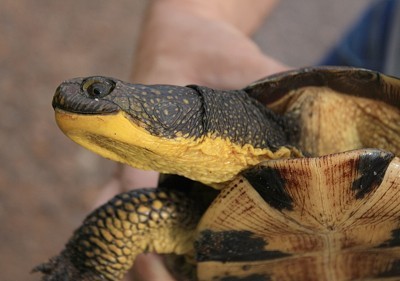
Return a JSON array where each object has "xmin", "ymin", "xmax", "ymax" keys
[{"xmin": 55, "ymin": 109, "xmax": 294, "ymax": 186}]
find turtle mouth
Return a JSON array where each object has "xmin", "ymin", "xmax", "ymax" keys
[{"xmin": 52, "ymin": 77, "xmax": 119, "ymax": 115}]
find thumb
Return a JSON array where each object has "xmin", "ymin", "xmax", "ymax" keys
[{"xmin": 131, "ymin": 254, "xmax": 176, "ymax": 281}]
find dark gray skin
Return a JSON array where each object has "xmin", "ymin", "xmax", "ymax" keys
[{"xmin": 52, "ymin": 76, "xmax": 297, "ymax": 151}]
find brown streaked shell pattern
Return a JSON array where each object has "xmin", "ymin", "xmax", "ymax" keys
[{"xmin": 196, "ymin": 149, "xmax": 400, "ymax": 281}]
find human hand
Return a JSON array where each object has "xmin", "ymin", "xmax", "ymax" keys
[
  {"xmin": 130, "ymin": 254, "xmax": 177, "ymax": 281},
  {"xmin": 131, "ymin": 0, "xmax": 287, "ymax": 88},
  {"xmin": 96, "ymin": 0, "xmax": 289, "ymax": 280}
]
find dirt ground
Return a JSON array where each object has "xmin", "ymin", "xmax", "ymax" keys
[{"xmin": 0, "ymin": 0, "xmax": 371, "ymax": 280}]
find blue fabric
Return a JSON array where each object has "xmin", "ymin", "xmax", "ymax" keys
[{"xmin": 320, "ymin": 0, "xmax": 398, "ymax": 73}]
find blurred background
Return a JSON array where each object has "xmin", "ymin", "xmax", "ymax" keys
[{"xmin": 0, "ymin": 0, "xmax": 373, "ymax": 280}]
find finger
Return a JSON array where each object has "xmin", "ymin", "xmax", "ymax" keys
[
  {"xmin": 120, "ymin": 165, "xmax": 160, "ymax": 191},
  {"xmin": 94, "ymin": 164, "xmax": 160, "ymax": 207},
  {"xmin": 131, "ymin": 254, "xmax": 177, "ymax": 281},
  {"xmin": 93, "ymin": 176, "xmax": 122, "ymax": 208}
]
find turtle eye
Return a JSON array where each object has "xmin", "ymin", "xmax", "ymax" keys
[{"xmin": 82, "ymin": 77, "xmax": 116, "ymax": 99}]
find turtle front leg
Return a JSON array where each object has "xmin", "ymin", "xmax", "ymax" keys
[{"xmin": 34, "ymin": 187, "xmax": 201, "ymax": 281}]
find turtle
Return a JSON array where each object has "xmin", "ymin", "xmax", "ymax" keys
[{"xmin": 34, "ymin": 67, "xmax": 400, "ymax": 281}]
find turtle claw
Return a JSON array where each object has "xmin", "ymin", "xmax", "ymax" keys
[{"xmin": 33, "ymin": 253, "xmax": 101, "ymax": 281}]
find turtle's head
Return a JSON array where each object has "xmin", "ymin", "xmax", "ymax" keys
[
  {"xmin": 53, "ymin": 76, "xmax": 295, "ymax": 185},
  {"xmin": 53, "ymin": 76, "xmax": 205, "ymax": 137},
  {"xmin": 53, "ymin": 76, "xmax": 206, "ymax": 169}
]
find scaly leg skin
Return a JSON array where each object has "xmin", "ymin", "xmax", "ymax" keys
[{"xmin": 34, "ymin": 187, "xmax": 201, "ymax": 281}]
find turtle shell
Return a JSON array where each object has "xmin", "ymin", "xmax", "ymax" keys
[
  {"xmin": 244, "ymin": 67, "xmax": 400, "ymax": 156},
  {"xmin": 195, "ymin": 149, "xmax": 400, "ymax": 281},
  {"xmin": 36, "ymin": 67, "xmax": 400, "ymax": 281}
]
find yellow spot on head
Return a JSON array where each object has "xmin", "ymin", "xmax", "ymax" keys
[{"xmin": 150, "ymin": 89, "xmax": 161, "ymax": 95}]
